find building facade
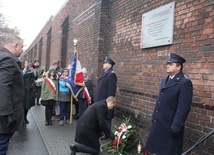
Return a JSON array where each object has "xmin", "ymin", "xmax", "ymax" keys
[{"xmin": 24, "ymin": 0, "xmax": 214, "ymax": 154}]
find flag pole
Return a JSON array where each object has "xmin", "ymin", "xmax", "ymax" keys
[
  {"xmin": 69, "ymin": 38, "xmax": 78, "ymax": 125},
  {"xmin": 69, "ymin": 97, "xmax": 73, "ymax": 125}
]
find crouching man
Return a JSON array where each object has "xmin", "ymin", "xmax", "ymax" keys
[{"xmin": 70, "ymin": 96, "xmax": 116, "ymax": 155}]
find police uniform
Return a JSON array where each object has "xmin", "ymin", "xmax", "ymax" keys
[
  {"xmin": 96, "ymin": 57, "xmax": 117, "ymax": 139},
  {"xmin": 145, "ymin": 53, "xmax": 193, "ymax": 155}
]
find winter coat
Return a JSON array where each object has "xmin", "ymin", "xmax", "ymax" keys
[
  {"xmin": 0, "ymin": 48, "xmax": 24, "ymax": 133},
  {"xmin": 95, "ymin": 68, "xmax": 117, "ymax": 119},
  {"xmin": 145, "ymin": 72, "xmax": 193, "ymax": 155},
  {"xmin": 41, "ymin": 77, "xmax": 58, "ymax": 102},
  {"xmin": 75, "ymin": 100, "xmax": 111, "ymax": 150},
  {"xmin": 23, "ymin": 67, "xmax": 37, "ymax": 109},
  {"xmin": 34, "ymin": 66, "xmax": 44, "ymax": 78},
  {"xmin": 58, "ymin": 78, "xmax": 71, "ymax": 102}
]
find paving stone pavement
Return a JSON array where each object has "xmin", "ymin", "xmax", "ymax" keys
[
  {"xmin": 31, "ymin": 105, "xmax": 116, "ymax": 155},
  {"xmin": 7, "ymin": 109, "xmax": 48, "ymax": 155}
]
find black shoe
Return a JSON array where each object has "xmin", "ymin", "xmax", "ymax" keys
[
  {"xmin": 45, "ymin": 121, "xmax": 49, "ymax": 126},
  {"xmin": 100, "ymin": 134, "xmax": 108, "ymax": 140},
  {"xmin": 24, "ymin": 120, "xmax": 29, "ymax": 124},
  {"xmin": 49, "ymin": 120, "xmax": 53, "ymax": 125},
  {"xmin": 70, "ymin": 145, "xmax": 76, "ymax": 155}
]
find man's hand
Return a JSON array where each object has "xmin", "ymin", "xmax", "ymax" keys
[{"xmin": 6, "ymin": 114, "xmax": 17, "ymax": 128}]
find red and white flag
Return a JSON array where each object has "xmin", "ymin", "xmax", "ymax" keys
[{"xmin": 67, "ymin": 51, "xmax": 91, "ymax": 103}]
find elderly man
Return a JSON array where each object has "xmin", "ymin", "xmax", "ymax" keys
[
  {"xmin": 0, "ymin": 35, "xmax": 24, "ymax": 154},
  {"xmin": 70, "ymin": 96, "xmax": 116, "ymax": 155},
  {"xmin": 145, "ymin": 53, "xmax": 193, "ymax": 155}
]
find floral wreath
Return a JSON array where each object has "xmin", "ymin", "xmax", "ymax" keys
[{"xmin": 101, "ymin": 117, "xmax": 139, "ymax": 155}]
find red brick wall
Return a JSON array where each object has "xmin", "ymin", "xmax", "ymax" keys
[{"xmin": 25, "ymin": 0, "xmax": 214, "ymax": 154}]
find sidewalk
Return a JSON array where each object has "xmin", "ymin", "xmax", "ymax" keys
[
  {"xmin": 31, "ymin": 105, "xmax": 113, "ymax": 155},
  {"xmin": 7, "ymin": 108, "xmax": 48, "ymax": 155}
]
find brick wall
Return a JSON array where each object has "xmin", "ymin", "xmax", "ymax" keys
[{"xmin": 24, "ymin": 0, "xmax": 214, "ymax": 154}]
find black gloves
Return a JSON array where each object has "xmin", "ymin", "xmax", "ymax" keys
[
  {"xmin": 6, "ymin": 114, "xmax": 17, "ymax": 128},
  {"xmin": 170, "ymin": 129, "xmax": 180, "ymax": 138},
  {"xmin": 109, "ymin": 132, "xmax": 115, "ymax": 140}
]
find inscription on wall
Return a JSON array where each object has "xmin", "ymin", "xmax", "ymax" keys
[{"xmin": 141, "ymin": 2, "xmax": 175, "ymax": 49}]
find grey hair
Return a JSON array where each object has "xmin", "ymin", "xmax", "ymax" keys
[
  {"xmin": 106, "ymin": 96, "xmax": 116, "ymax": 103},
  {"xmin": 4, "ymin": 35, "xmax": 22, "ymax": 45}
]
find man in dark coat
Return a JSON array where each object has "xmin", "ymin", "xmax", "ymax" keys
[
  {"xmin": 0, "ymin": 35, "xmax": 24, "ymax": 154},
  {"xmin": 70, "ymin": 96, "xmax": 116, "ymax": 155},
  {"xmin": 23, "ymin": 61, "xmax": 37, "ymax": 123},
  {"xmin": 96, "ymin": 57, "xmax": 117, "ymax": 140},
  {"xmin": 34, "ymin": 60, "xmax": 44, "ymax": 105},
  {"xmin": 145, "ymin": 53, "xmax": 193, "ymax": 155}
]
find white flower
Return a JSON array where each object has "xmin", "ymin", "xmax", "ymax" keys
[
  {"xmin": 127, "ymin": 125, "xmax": 132, "ymax": 129},
  {"xmin": 114, "ymin": 131, "xmax": 118, "ymax": 135},
  {"xmin": 122, "ymin": 135, "xmax": 126, "ymax": 139}
]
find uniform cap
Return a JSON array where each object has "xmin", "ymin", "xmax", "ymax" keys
[
  {"xmin": 104, "ymin": 57, "xmax": 115, "ymax": 66},
  {"xmin": 167, "ymin": 53, "xmax": 186, "ymax": 64}
]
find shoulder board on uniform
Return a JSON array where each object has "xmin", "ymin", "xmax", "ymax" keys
[
  {"xmin": 184, "ymin": 74, "xmax": 189, "ymax": 79},
  {"xmin": 111, "ymin": 71, "xmax": 115, "ymax": 73}
]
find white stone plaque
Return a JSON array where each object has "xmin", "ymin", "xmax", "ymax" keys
[{"xmin": 141, "ymin": 2, "xmax": 175, "ymax": 49}]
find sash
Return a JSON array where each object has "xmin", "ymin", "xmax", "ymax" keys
[
  {"xmin": 117, "ymin": 123, "xmax": 127, "ymax": 151},
  {"xmin": 44, "ymin": 77, "xmax": 56, "ymax": 94}
]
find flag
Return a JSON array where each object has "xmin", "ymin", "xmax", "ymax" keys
[{"xmin": 67, "ymin": 51, "xmax": 91, "ymax": 103}]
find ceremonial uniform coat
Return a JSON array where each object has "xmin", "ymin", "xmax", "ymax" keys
[
  {"xmin": 145, "ymin": 71, "xmax": 193, "ymax": 155},
  {"xmin": 0, "ymin": 48, "xmax": 24, "ymax": 133},
  {"xmin": 96, "ymin": 68, "xmax": 117, "ymax": 119},
  {"xmin": 75, "ymin": 100, "xmax": 110, "ymax": 150}
]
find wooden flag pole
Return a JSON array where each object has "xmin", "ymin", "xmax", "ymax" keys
[
  {"xmin": 69, "ymin": 38, "xmax": 78, "ymax": 125},
  {"xmin": 69, "ymin": 96, "xmax": 73, "ymax": 125}
]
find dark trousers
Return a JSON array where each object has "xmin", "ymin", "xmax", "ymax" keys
[
  {"xmin": 75, "ymin": 144, "xmax": 99, "ymax": 155},
  {"xmin": 45, "ymin": 100, "xmax": 55, "ymax": 123},
  {"xmin": 0, "ymin": 133, "xmax": 14, "ymax": 155},
  {"xmin": 73, "ymin": 99, "xmax": 79, "ymax": 116},
  {"xmin": 78, "ymin": 98, "xmax": 88, "ymax": 117},
  {"xmin": 24, "ymin": 109, "xmax": 28, "ymax": 121},
  {"xmin": 59, "ymin": 101, "xmax": 70, "ymax": 120}
]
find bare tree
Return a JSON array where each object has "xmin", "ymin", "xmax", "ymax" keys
[{"xmin": 0, "ymin": 13, "xmax": 20, "ymax": 46}]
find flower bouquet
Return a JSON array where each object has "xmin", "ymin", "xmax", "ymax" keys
[{"xmin": 101, "ymin": 117, "xmax": 139, "ymax": 155}]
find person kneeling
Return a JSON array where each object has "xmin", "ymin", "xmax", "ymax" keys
[{"xmin": 70, "ymin": 96, "xmax": 116, "ymax": 155}]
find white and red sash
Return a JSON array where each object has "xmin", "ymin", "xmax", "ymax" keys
[{"xmin": 44, "ymin": 77, "xmax": 56, "ymax": 94}]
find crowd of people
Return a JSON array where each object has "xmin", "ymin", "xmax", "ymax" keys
[
  {"xmin": 0, "ymin": 34, "xmax": 193, "ymax": 155},
  {"xmin": 21, "ymin": 59, "xmax": 95, "ymax": 127}
]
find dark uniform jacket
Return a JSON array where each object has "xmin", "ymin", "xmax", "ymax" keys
[
  {"xmin": 145, "ymin": 71, "xmax": 193, "ymax": 155},
  {"xmin": 0, "ymin": 48, "xmax": 24, "ymax": 133},
  {"xmin": 96, "ymin": 68, "xmax": 117, "ymax": 119},
  {"xmin": 75, "ymin": 100, "xmax": 111, "ymax": 150}
]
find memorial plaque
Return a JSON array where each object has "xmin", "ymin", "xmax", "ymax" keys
[{"xmin": 141, "ymin": 2, "xmax": 175, "ymax": 49}]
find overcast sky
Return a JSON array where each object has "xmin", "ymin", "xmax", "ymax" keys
[{"xmin": 0, "ymin": 0, "xmax": 68, "ymax": 49}]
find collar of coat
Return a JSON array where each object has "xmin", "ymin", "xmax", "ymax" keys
[
  {"xmin": 1, "ymin": 47, "xmax": 20, "ymax": 64},
  {"xmin": 100, "ymin": 68, "xmax": 114, "ymax": 79},
  {"xmin": 162, "ymin": 72, "xmax": 184, "ymax": 89}
]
